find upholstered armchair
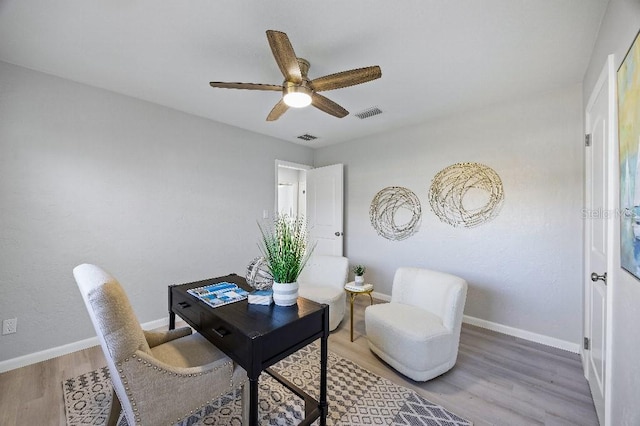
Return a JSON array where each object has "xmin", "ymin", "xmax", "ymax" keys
[
  {"xmin": 365, "ymin": 267, "xmax": 468, "ymax": 381},
  {"xmin": 297, "ymin": 255, "xmax": 349, "ymax": 331},
  {"xmin": 73, "ymin": 264, "xmax": 249, "ymax": 426}
]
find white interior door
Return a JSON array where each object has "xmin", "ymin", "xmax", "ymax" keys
[
  {"xmin": 306, "ymin": 164, "xmax": 344, "ymax": 256},
  {"xmin": 584, "ymin": 55, "xmax": 615, "ymax": 426}
]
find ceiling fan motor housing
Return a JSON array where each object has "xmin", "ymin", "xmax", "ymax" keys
[{"xmin": 283, "ymin": 80, "xmax": 312, "ymax": 108}]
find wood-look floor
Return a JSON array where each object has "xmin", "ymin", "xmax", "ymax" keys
[{"xmin": 0, "ymin": 296, "xmax": 598, "ymax": 425}]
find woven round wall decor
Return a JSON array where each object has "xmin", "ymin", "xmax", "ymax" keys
[
  {"xmin": 369, "ymin": 186, "xmax": 422, "ymax": 241},
  {"xmin": 429, "ymin": 162, "xmax": 504, "ymax": 228}
]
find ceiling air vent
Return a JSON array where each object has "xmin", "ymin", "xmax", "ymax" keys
[
  {"xmin": 297, "ymin": 134, "xmax": 318, "ymax": 141},
  {"xmin": 354, "ymin": 106, "xmax": 383, "ymax": 120}
]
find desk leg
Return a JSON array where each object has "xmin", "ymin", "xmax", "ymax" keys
[
  {"xmin": 350, "ymin": 293, "xmax": 355, "ymax": 342},
  {"xmin": 168, "ymin": 311, "xmax": 175, "ymax": 330},
  {"xmin": 249, "ymin": 376, "xmax": 259, "ymax": 425},
  {"xmin": 320, "ymin": 318, "xmax": 329, "ymax": 425}
]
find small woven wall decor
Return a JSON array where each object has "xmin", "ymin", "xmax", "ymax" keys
[
  {"xmin": 429, "ymin": 162, "xmax": 504, "ymax": 228},
  {"xmin": 369, "ymin": 186, "xmax": 422, "ymax": 241}
]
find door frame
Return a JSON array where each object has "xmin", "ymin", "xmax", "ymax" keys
[
  {"xmin": 583, "ymin": 54, "xmax": 616, "ymax": 426},
  {"xmin": 275, "ymin": 160, "xmax": 312, "ymax": 217}
]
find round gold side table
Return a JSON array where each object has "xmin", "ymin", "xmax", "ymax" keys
[{"xmin": 344, "ymin": 282, "xmax": 374, "ymax": 342}]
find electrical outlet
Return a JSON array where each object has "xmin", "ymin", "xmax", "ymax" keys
[{"xmin": 2, "ymin": 318, "xmax": 17, "ymax": 335}]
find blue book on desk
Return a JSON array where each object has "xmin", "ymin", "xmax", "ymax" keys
[{"xmin": 188, "ymin": 282, "xmax": 249, "ymax": 308}]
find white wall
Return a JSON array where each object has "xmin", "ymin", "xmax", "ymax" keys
[
  {"xmin": 315, "ymin": 85, "xmax": 584, "ymax": 346},
  {"xmin": 582, "ymin": 0, "xmax": 640, "ymax": 424},
  {"xmin": 0, "ymin": 61, "xmax": 313, "ymax": 362}
]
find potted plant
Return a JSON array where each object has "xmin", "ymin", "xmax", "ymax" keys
[
  {"xmin": 353, "ymin": 265, "xmax": 366, "ymax": 286},
  {"xmin": 258, "ymin": 214, "xmax": 314, "ymax": 306}
]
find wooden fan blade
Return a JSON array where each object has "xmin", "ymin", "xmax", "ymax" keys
[
  {"xmin": 209, "ymin": 82, "xmax": 283, "ymax": 91},
  {"xmin": 267, "ymin": 99, "xmax": 289, "ymax": 121},
  {"xmin": 311, "ymin": 93, "xmax": 348, "ymax": 118},
  {"xmin": 266, "ymin": 30, "xmax": 302, "ymax": 84},
  {"xmin": 311, "ymin": 66, "xmax": 382, "ymax": 92}
]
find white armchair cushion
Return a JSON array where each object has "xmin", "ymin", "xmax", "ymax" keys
[
  {"xmin": 365, "ymin": 267, "xmax": 467, "ymax": 381},
  {"xmin": 298, "ymin": 255, "xmax": 349, "ymax": 331},
  {"xmin": 298, "ymin": 285, "xmax": 344, "ymax": 305},
  {"xmin": 366, "ymin": 303, "xmax": 453, "ymax": 379},
  {"xmin": 391, "ymin": 267, "xmax": 466, "ymax": 330},
  {"xmin": 298, "ymin": 255, "xmax": 349, "ymax": 290}
]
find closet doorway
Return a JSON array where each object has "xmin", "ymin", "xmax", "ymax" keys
[{"xmin": 275, "ymin": 160, "xmax": 310, "ymax": 218}]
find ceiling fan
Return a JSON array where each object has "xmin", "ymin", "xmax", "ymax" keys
[{"xmin": 209, "ymin": 30, "xmax": 382, "ymax": 121}]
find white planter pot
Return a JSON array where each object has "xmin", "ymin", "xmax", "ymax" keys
[
  {"xmin": 354, "ymin": 275, "xmax": 365, "ymax": 286},
  {"xmin": 272, "ymin": 281, "xmax": 299, "ymax": 306}
]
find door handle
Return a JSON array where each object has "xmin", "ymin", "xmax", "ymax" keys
[
  {"xmin": 590, "ymin": 272, "xmax": 607, "ymax": 284},
  {"xmin": 334, "ymin": 231, "xmax": 343, "ymax": 237}
]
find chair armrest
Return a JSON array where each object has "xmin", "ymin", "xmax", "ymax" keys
[
  {"xmin": 143, "ymin": 327, "xmax": 192, "ymax": 348},
  {"xmin": 130, "ymin": 347, "xmax": 232, "ymax": 376}
]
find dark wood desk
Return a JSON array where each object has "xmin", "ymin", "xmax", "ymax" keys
[{"xmin": 168, "ymin": 274, "xmax": 329, "ymax": 426}]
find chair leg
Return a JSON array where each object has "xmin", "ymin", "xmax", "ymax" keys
[
  {"xmin": 241, "ymin": 382, "xmax": 250, "ymax": 424},
  {"xmin": 107, "ymin": 389, "xmax": 122, "ymax": 426}
]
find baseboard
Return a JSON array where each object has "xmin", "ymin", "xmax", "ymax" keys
[
  {"xmin": 371, "ymin": 291, "xmax": 391, "ymax": 302},
  {"xmin": 371, "ymin": 291, "xmax": 579, "ymax": 354},
  {"xmin": 0, "ymin": 336, "xmax": 100, "ymax": 373},
  {"xmin": 0, "ymin": 317, "xmax": 169, "ymax": 373},
  {"xmin": 1, "ymin": 309, "xmax": 580, "ymax": 372},
  {"xmin": 463, "ymin": 315, "xmax": 580, "ymax": 353}
]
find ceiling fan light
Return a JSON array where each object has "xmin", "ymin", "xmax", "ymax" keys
[
  {"xmin": 283, "ymin": 92, "xmax": 312, "ymax": 108},
  {"xmin": 283, "ymin": 85, "xmax": 312, "ymax": 108}
]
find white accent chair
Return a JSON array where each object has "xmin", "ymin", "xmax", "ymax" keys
[
  {"xmin": 73, "ymin": 264, "xmax": 249, "ymax": 426},
  {"xmin": 297, "ymin": 255, "xmax": 349, "ymax": 331},
  {"xmin": 365, "ymin": 267, "xmax": 468, "ymax": 381}
]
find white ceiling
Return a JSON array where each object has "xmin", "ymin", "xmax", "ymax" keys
[{"xmin": 0, "ymin": 0, "xmax": 608, "ymax": 148}]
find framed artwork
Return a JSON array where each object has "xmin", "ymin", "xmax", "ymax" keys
[{"xmin": 618, "ymin": 30, "xmax": 640, "ymax": 279}]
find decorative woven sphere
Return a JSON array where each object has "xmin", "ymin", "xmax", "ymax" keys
[{"xmin": 246, "ymin": 257, "xmax": 274, "ymax": 290}]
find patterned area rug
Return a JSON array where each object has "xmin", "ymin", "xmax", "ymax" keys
[{"xmin": 63, "ymin": 343, "xmax": 471, "ymax": 425}]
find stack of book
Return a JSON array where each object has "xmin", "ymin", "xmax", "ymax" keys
[{"xmin": 248, "ymin": 289, "xmax": 273, "ymax": 305}]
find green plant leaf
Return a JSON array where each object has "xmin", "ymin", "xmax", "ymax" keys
[{"xmin": 257, "ymin": 214, "xmax": 315, "ymax": 283}]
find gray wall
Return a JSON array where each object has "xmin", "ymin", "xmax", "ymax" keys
[
  {"xmin": 315, "ymin": 85, "xmax": 584, "ymax": 345},
  {"xmin": 0, "ymin": 61, "xmax": 313, "ymax": 362},
  {"xmin": 582, "ymin": 0, "xmax": 640, "ymax": 424}
]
